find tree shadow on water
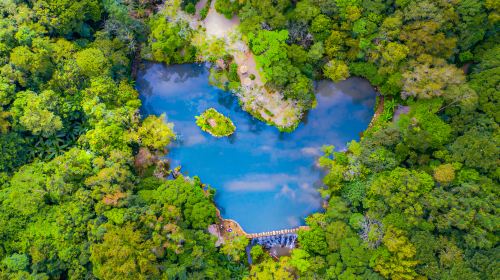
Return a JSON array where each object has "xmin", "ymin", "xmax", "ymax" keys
[
  {"xmin": 217, "ymin": 90, "xmax": 238, "ymax": 111},
  {"xmin": 227, "ymin": 131, "xmax": 238, "ymax": 144}
]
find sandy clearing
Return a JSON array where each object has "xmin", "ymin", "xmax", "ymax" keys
[{"xmin": 203, "ymin": 1, "xmax": 240, "ymax": 38}]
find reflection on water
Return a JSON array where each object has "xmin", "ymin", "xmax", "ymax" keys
[{"xmin": 137, "ymin": 63, "xmax": 376, "ymax": 233}]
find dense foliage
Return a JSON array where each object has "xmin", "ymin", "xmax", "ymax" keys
[
  {"xmin": 0, "ymin": 0, "xmax": 498, "ymax": 279},
  {"xmin": 196, "ymin": 108, "xmax": 236, "ymax": 137},
  {"xmin": 238, "ymin": 0, "xmax": 499, "ymax": 108},
  {"xmin": 0, "ymin": 0, "xmax": 244, "ymax": 278},
  {"xmin": 239, "ymin": 0, "xmax": 499, "ymax": 279}
]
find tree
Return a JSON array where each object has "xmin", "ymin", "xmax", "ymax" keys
[
  {"xmin": 1, "ymin": 0, "xmax": 499, "ymax": 279},
  {"xmin": 450, "ymin": 130, "xmax": 499, "ymax": 173},
  {"xmin": 367, "ymin": 167, "xmax": 434, "ymax": 225},
  {"xmin": 325, "ymin": 30, "xmax": 347, "ymax": 59},
  {"xmin": 82, "ymin": 119, "xmax": 131, "ymax": 155},
  {"xmin": 250, "ymin": 245, "xmax": 265, "ymax": 263},
  {"xmin": 325, "ymin": 221, "xmax": 352, "ymax": 251},
  {"xmin": 349, "ymin": 62, "xmax": 385, "ymax": 86},
  {"xmin": 220, "ymin": 233, "xmax": 249, "ymax": 262},
  {"xmin": 442, "ymin": 84, "xmax": 478, "ymax": 112},
  {"xmin": 239, "ymin": 0, "xmax": 289, "ymax": 33},
  {"xmin": 9, "ymin": 42, "xmax": 53, "ymax": 81},
  {"xmin": 310, "ymin": 15, "xmax": 332, "ymax": 41},
  {"xmin": 90, "ymin": 223, "xmax": 160, "ymax": 279},
  {"xmin": 339, "ymin": 237, "xmax": 372, "ymax": 276},
  {"xmin": 32, "ymin": 0, "xmax": 101, "ymax": 36},
  {"xmin": 402, "ymin": 56, "xmax": 465, "ymax": 99},
  {"xmin": 129, "ymin": 114, "xmax": 175, "ymax": 151},
  {"xmin": 139, "ymin": 176, "xmax": 217, "ymax": 229},
  {"xmin": 215, "ymin": 0, "xmax": 240, "ymax": 19},
  {"xmin": 0, "ymin": 109, "xmax": 10, "ymax": 133},
  {"xmin": 248, "ymin": 257, "xmax": 295, "ymax": 279},
  {"xmin": 381, "ymin": 42, "xmax": 409, "ymax": 64},
  {"xmin": 433, "ymin": 164, "xmax": 455, "ymax": 185},
  {"xmin": 399, "ymin": 1, "xmax": 458, "ymax": 58},
  {"xmin": 380, "ymin": 72, "xmax": 403, "ymax": 96},
  {"xmin": 456, "ymin": 0, "xmax": 488, "ymax": 51},
  {"xmin": 1, "ymin": 254, "xmax": 29, "ymax": 272},
  {"xmin": 468, "ymin": 42, "xmax": 500, "ymax": 122},
  {"xmin": 185, "ymin": 3, "xmax": 196, "ymax": 15},
  {"xmin": 380, "ymin": 14, "xmax": 403, "ymax": 40},
  {"xmin": 249, "ymin": 30, "xmax": 289, "ymax": 71},
  {"xmin": 10, "ymin": 90, "xmax": 63, "ymax": 137},
  {"xmin": 1, "ymin": 163, "xmax": 47, "ymax": 217},
  {"xmin": 298, "ymin": 227, "xmax": 329, "ymax": 256},
  {"xmin": 83, "ymin": 77, "xmax": 141, "ymax": 111},
  {"xmin": 75, "ymin": 48, "xmax": 110, "ymax": 77},
  {"xmin": 148, "ymin": 17, "xmax": 194, "ymax": 64},
  {"xmin": 0, "ymin": 76, "xmax": 15, "ymax": 106},
  {"xmin": 0, "ymin": 132, "xmax": 28, "ymax": 172},
  {"xmin": 292, "ymin": 0, "xmax": 321, "ymax": 24},
  {"xmin": 372, "ymin": 226, "xmax": 418, "ymax": 280},
  {"xmin": 398, "ymin": 99, "xmax": 453, "ymax": 151},
  {"xmin": 307, "ymin": 42, "xmax": 325, "ymax": 62},
  {"xmin": 323, "ymin": 59, "xmax": 349, "ymax": 82},
  {"xmin": 290, "ymin": 249, "xmax": 311, "ymax": 273}
]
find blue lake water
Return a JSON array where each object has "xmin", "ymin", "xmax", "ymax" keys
[{"xmin": 137, "ymin": 63, "xmax": 376, "ymax": 233}]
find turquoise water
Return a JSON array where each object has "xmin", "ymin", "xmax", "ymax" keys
[{"xmin": 137, "ymin": 63, "xmax": 376, "ymax": 233}]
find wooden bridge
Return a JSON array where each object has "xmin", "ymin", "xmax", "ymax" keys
[{"xmin": 246, "ymin": 226, "xmax": 309, "ymax": 239}]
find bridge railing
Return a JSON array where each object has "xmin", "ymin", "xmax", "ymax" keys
[{"xmin": 246, "ymin": 226, "xmax": 309, "ymax": 239}]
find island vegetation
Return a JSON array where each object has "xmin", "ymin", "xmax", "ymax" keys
[
  {"xmin": 0, "ymin": 0, "xmax": 498, "ymax": 279},
  {"xmin": 196, "ymin": 108, "xmax": 236, "ymax": 137}
]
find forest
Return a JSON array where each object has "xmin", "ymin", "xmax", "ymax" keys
[{"xmin": 0, "ymin": 0, "xmax": 498, "ymax": 279}]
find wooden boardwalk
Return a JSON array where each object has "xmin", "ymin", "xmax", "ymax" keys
[{"xmin": 246, "ymin": 226, "xmax": 309, "ymax": 239}]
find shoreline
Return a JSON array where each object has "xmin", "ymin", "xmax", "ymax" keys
[{"xmin": 139, "ymin": 5, "xmax": 383, "ymax": 239}]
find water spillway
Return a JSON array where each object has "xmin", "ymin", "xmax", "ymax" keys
[
  {"xmin": 252, "ymin": 233, "xmax": 298, "ymax": 249},
  {"xmin": 247, "ymin": 233, "xmax": 299, "ymax": 263},
  {"xmin": 137, "ymin": 62, "xmax": 376, "ymax": 233}
]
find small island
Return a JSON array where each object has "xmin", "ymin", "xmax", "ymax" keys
[{"xmin": 196, "ymin": 108, "xmax": 236, "ymax": 137}]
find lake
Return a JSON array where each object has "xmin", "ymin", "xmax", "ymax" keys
[{"xmin": 137, "ymin": 63, "xmax": 376, "ymax": 233}]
